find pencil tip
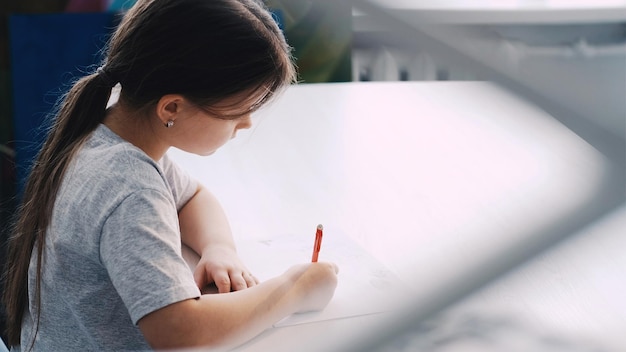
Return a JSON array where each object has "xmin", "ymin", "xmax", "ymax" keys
[{"xmin": 317, "ymin": 224, "xmax": 323, "ymax": 230}]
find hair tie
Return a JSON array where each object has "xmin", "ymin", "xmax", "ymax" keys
[{"xmin": 96, "ymin": 66, "xmax": 118, "ymax": 87}]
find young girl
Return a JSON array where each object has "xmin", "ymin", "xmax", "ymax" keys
[{"xmin": 2, "ymin": 0, "xmax": 338, "ymax": 350}]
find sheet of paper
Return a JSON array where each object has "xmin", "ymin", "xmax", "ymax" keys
[
  {"xmin": 182, "ymin": 230, "xmax": 411, "ymax": 327},
  {"xmin": 241, "ymin": 230, "xmax": 410, "ymax": 327}
]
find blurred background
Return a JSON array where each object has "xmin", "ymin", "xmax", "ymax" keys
[{"xmin": 1, "ymin": 0, "xmax": 624, "ymax": 350}]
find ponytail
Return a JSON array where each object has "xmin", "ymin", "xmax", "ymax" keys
[{"xmin": 2, "ymin": 70, "xmax": 114, "ymax": 347}]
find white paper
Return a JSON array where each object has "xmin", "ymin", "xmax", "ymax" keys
[
  {"xmin": 183, "ymin": 230, "xmax": 410, "ymax": 327},
  {"xmin": 251, "ymin": 231, "xmax": 410, "ymax": 327}
]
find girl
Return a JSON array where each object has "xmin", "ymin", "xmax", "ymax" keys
[{"xmin": 2, "ymin": 0, "xmax": 338, "ymax": 350}]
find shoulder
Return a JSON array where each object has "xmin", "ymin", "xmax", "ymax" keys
[
  {"xmin": 78, "ymin": 124, "xmax": 168, "ymax": 191},
  {"xmin": 57, "ymin": 125, "xmax": 174, "ymax": 217}
]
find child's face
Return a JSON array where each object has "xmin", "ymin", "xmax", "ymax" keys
[{"xmin": 171, "ymin": 94, "xmax": 255, "ymax": 156}]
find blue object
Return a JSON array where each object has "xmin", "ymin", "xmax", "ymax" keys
[
  {"xmin": 270, "ymin": 9, "xmax": 284, "ymax": 30},
  {"xmin": 9, "ymin": 13, "xmax": 117, "ymax": 196},
  {"xmin": 107, "ymin": 0, "xmax": 137, "ymax": 12}
]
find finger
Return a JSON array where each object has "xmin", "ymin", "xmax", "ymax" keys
[
  {"xmin": 193, "ymin": 266, "xmax": 208, "ymax": 289},
  {"xmin": 331, "ymin": 262, "xmax": 339, "ymax": 274},
  {"xmin": 315, "ymin": 261, "xmax": 339, "ymax": 274},
  {"xmin": 242, "ymin": 272, "xmax": 258, "ymax": 287},
  {"xmin": 211, "ymin": 271, "xmax": 231, "ymax": 294},
  {"xmin": 230, "ymin": 272, "xmax": 248, "ymax": 291},
  {"xmin": 322, "ymin": 261, "xmax": 339, "ymax": 274}
]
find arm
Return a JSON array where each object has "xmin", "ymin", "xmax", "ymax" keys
[
  {"xmin": 178, "ymin": 185, "xmax": 257, "ymax": 292},
  {"xmin": 138, "ymin": 261, "xmax": 338, "ymax": 350},
  {"xmin": 179, "ymin": 184, "xmax": 233, "ymax": 254}
]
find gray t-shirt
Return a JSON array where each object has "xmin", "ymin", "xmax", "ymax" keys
[{"xmin": 18, "ymin": 124, "xmax": 202, "ymax": 351}]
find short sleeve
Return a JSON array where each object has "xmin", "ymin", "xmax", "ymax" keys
[
  {"xmin": 100, "ymin": 188, "xmax": 201, "ymax": 324},
  {"xmin": 160, "ymin": 153, "xmax": 198, "ymax": 211}
]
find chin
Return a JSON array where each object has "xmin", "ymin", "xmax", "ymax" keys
[
  {"xmin": 198, "ymin": 150, "xmax": 216, "ymax": 156},
  {"xmin": 179, "ymin": 147, "xmax": 215, "ymax": 157}
]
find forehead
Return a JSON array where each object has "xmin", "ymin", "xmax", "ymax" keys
[{"xmin": 210, "ymin": 87, "xmax": 270, "ymax": 114}]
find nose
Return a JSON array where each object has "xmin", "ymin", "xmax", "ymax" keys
[{"xmin": 237, "ymin": 114, "xmax": 252, "ymax": 130}]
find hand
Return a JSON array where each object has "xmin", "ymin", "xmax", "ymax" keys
[
  {"xmin": 285, "ymin": 262, "xmax": 339, "ymax": 314},
  {"xmin": 194, "ymin": 245, "xmax": 259, "ymax": 294}
]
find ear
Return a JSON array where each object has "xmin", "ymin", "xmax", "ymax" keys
[{"xmin": 155, "ymin": 94, "xmax": 187, "ymax": 126}]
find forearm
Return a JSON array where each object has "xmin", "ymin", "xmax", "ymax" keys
[
  {"xmin": 138, "ymin": 263, "xmax": 337, "ymax": 350},
  {"xmin": 139, "ymin": 276, "xmax": 293, "ymax": 350},
  {"xmin": 193, "ymin": 275, "xmax": 299, "ymax": 348},
  {"xmin": 178, "ymin": 185, "xmax": 235, "ymax": 255}
]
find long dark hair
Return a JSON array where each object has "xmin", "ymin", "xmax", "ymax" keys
[{"xmin": 2, "ymin": 0, "xmax": 295, "ymax": 347}]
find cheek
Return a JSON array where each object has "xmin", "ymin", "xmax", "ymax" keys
[{"xmin": 200, "ymin": 122, "xmax": 234, "ymax": 146}]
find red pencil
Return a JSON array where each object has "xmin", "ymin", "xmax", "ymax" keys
[{"xmin": 311, "ymin": 224, "xmax": 323, "ymax": 262}]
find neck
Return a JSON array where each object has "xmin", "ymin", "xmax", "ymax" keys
[{"xmin": 103, "ymin": 103, "xmax": 169, "ymax": 161}]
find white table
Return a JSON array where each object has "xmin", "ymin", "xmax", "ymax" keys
[{"xmin": 169, "ymin": 82, "xmax": 622, "ymax": 351}]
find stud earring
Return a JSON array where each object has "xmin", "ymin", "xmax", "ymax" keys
[{"xmin": 165, "ymin": 120, "xmax": 174, "ymax": 128}]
